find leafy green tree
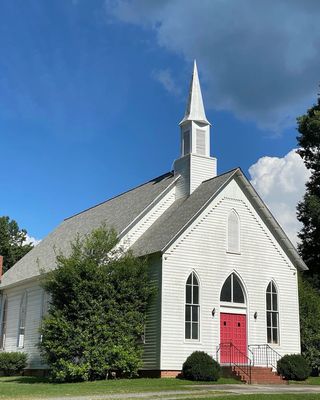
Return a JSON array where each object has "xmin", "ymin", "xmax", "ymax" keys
[
  {"xmin": 40, "ymin": 225, "xmax": 155, "ymax": 382},
  {"xmin": 296, "ymin": 96, "xmax": 320, "ymax": 289},
  {"xmin": 299, "ymin": 275, "xmax": 320, "ymax": 375},
  {"xmin": 0, "ymin": 216, "xmax": 33, "ymax": 273}
]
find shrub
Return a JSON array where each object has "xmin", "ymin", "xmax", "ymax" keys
[
  {"xmin": 0, "ymin": 352, "xmax": 27, "ymax": 376},
  {"xmin": 182, "ymin": 351, "xmax": 220, "ymax": 381},
  {"xmin": 277, "ymin": 354, "xmax": 310, "ymax": 381},
  {"xmin": 40, "ymin": 225, "xmax": 155, "ymax": 382}
]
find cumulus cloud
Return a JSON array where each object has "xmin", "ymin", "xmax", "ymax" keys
[
  {"xmin": 249, "ymin": 149, "xmax": 311, "ymax": 245},
  {"xmin": 25, "ymin": 235, "xmax": 41, "ymax": 246},
  {"xmin": 152, "ymin": 69, "xmax": 181, "ymax": 96},
  {"xmin": 106, "ymin": 0, "xmax": 320, "ymax": 132}
]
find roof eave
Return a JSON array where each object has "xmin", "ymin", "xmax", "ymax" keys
[{"xmin": 234, "ymin": 169, "xmax": 308, "ymax": 272}]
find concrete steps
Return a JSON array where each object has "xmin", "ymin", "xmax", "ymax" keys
[{"xmin": 232, "ymin": 366, "xmax": 287, "ymax": 384}]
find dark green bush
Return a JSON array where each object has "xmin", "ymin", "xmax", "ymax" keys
[
  {"xmin": 182, "ymin": 351, "xmax": 220, "ymax": 381},
  {"xmin": 0, "ymin": 352, "xmax": 27, "ymax": 376},
  {"xmin": 277, "ymin": 354, "xmax": 310, "ymax": 381},
  {"xmin": 40, "ymin": 226, "xmax": 155, "ymax": 382}
]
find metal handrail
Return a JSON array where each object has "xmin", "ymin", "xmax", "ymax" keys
[
  {"xmin": 217, "ymin": 342, "xmax": 252, "ymax": 384},
  {"xmin": 248, "ymin": 344, "xmax": 282, "ymax": 370}
]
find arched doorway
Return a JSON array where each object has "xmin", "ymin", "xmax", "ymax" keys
[{"xmin": 219, "ymin": 273, "xmax": 247, "ymax": 363}]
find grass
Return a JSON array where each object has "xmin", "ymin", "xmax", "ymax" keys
[
  {"xmin": 186, "ymin": 396, "xmax": 320, "ymax": 400},
  {"xmin": 0, "ymin": 376, "xmax": 239, "ymax": 399},
  {"xmin": 290, "ymin": 376, "xmax": 320, "ymax": 385}
]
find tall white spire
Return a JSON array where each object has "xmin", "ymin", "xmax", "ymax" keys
[
  {"xmin": 180, "ymin": 60, "xmax": 210, "ymax": 126},
  {"xmin": 174, "ymin": 61, "xmax": 217, "ymax": 199}
]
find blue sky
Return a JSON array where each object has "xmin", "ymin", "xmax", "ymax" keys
[{"xmin": 0, "ymin": 0, "xmax": 318, "ymax": 242}]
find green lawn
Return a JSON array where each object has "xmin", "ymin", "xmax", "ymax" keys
[
  {"xmin": 192, "ymin": 396, "xmax": 320, "ymax": 400},
  {"xmin": 0, "ymin": 376, "xmax": 238, "ymax": 399},
  {"xmin": 291, "ymin": 377, "xmax": 320, "ymax": 385}
]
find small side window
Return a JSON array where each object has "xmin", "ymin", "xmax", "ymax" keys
[{"xmin": 17, "ymin": 292, "xmax": 28, "ymax": 348}]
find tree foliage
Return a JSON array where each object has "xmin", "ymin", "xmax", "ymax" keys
[
  {"xmin": 39, "ymin": 226, "xmax": 155, "ymax": 382},
  {"xmin": 296, "ymin": 96, "xmax": 320, "ymax": 288},
  {"xmin": 0, "ymin": 216, "xmax": 33, "ymax": 273},
  {"xmin": 299, "ymin": 275, "xmax": 320, "ymax": 375}
]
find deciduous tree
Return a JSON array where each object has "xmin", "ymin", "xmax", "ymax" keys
[
  {"xmin": 297, "ymin": 96, "xmax": 320, "ymax": 289},
  {"xmin": 0, "ymin": 216, "xmax": 33, "ymax": 273}
]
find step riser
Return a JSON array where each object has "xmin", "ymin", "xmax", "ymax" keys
[{"xmin": 232, "ymin": 366, "xmax": 286, "ymax": 384}]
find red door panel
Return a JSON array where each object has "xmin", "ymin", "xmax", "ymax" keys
[{"xmin": 220, "ymin": 313, "xmax": 247, "ymax": 363}]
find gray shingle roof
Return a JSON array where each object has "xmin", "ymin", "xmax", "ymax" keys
[
  {"xmin": 0, "ymin": 172, "xmax": 175, "ymax": 288},
  {"xmin": 131, "ymin": 169, "xmax": 236, "ymax": 255}
]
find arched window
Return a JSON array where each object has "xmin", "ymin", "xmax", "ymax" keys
[
  {"xmin": 227, "ymin": 210, "xmax": 240, "ymax": 253},
  {"xmin": 185, "ymin": 272, "xmax": 199, "ymax": 340},
  {"xmin": 0, "ymin": 296, "xmax": 8, "ymax": 349},
  {"xmin": 17, "ymin": 292, "xmax": 27, "ymax": 348},
  {"xmin": 220, "ymin": 273, "xmax": 245, "ymax": 304},
  {"xmin": 266, "ymin": 281, "xmax": 279, "ymax": 344}
]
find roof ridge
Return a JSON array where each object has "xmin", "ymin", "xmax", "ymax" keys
[
  {"xmin": 201, "ymin": 167, "xmax": 239, "ymax": 184},
  {"xmin": 64, "ymin": 171, "xmax": 174, "ymax": 221}
]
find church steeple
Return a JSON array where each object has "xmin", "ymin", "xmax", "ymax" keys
[
  {"xmin": 179, "ymin": 60, "xmax": 211, "ymax": 158},
  {"xmin": 180, "ymin": 60, "xmax": 210, "ymax": 125},
  {"xmin": 174, "ymin": 61, "xmax": 217, "ymax": 198}
]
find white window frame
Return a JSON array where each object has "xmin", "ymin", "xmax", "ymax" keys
[
  {"xmin": 0, "ymin": 295, "xmax": 8, "ymax": 350},
  {"xmin": 220, "ymin": 273, "xmax": 246, "ymax": 305},
  {"xmin": 185, "ymin": 272, "xmax": 200, "ymax": 341},
  {"xmin": 266, "ymin": 281, "xmax": 279, "ymax": 345},
  {"xmin": 17, "ymin": 291, "xmax": 28, "ymax": 348}
]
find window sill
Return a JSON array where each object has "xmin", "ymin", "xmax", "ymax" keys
[{"xmin": 226, "ymin": 251, "xmax": 241, "ymax": 255}]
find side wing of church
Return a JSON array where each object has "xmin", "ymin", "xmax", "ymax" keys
[{"xmin": 0, "ymin": 62, "xmax": 306, "ymax": 376}]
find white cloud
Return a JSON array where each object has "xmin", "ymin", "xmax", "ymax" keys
[
  {"xmin": 106, "ymin": 0, "xmax": 320, "ymax": 132},
  {"xmin": 152, "ymin": 69, "xmax": 181, "ymax": 96},
  {"xmin": 249, "ymin": 149, "xmax": 311, "ymax": 246},
  {"xmin": 25, "ymin": 235, "xmax": 41, "ymax": 247}
]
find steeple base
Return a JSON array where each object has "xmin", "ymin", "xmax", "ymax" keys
[{"xmin": 174, "ymin": 154, "xmax": 217, "ymax": 199}]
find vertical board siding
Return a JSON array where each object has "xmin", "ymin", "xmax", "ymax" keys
[
  {"xmin": 1, "ymin": 281, "xmax": 44, "ymax": 368},
  {"xmin": 142, "ymin": 255, "xmax": 162, "ymax": 370},
  {"xmin": 160, "ymin": 178, "xmax": 300, "ymax": 370}
]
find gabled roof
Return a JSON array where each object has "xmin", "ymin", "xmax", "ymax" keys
[
  {"xmin": 0, "ymin": 166, "xmax": 307, "ymax": 289},
  {"xmin": 131, "ymin": 169, "xmax": 236, "ymax": 255},
  {"xmin": 0, "ymin": 172, "xmax": 176, "ymax": 288},
  {"xmin": 132, "ymin": 168, "xmax": 307, "ymax": 272}
]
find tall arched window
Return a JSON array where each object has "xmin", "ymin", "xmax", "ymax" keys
[
  {"xmin": 266, "ymin": 281, "xmax": 279, "ymax": 344},
  {"xmin": 227, "ymin": 210, "xmax": 240, "ymax": 253},
  {"xmin": 220, "ymin": 273, "xmax": 245, "ymax": 304},
  {"xmin": 0, "ymin": 296, "xmax": 8, "ymax": 349},
  {"xmin": 185, "ymin": 272, "xmax": 199, "ymax": 340},
  {"xmin": 17, "ymin": 292, "xmax": 27, "ymax": 348}
]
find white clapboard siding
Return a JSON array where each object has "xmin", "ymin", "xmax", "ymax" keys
[
  {"xmin": 1, "ymin": 281, "xmax": 45, "ymax": 368},
  {"xmin": 160, "ymin": 177, "xmax": 300, "ymax": 370},
  {"xmin": 189, "ymin": 154, "xmax": 217, "ymax": 194},
  {"xmin": 142, "ymin": 254, "xmax": 162, "ymax": 370}
]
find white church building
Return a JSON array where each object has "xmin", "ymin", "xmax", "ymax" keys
[{"xmin": 0, "ymin": 62, "xmax": 306, "ymax": 381}]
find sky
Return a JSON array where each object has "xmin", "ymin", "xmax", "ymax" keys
[{"xmin": 0, "ymin": 0, "xmax": 318, "ymax": 245}]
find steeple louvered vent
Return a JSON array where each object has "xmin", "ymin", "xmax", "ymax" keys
[{"xmin": 196, "ymin": 129, "xmax": 206, "ymax": 155}]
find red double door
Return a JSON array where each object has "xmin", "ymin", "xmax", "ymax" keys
[{"xmin": 220, "ymin": 313, "xmax": 247, "ymax": 363}]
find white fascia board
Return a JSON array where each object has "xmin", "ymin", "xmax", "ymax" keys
[
  {"xmin": 161, "ymin": 169, "xmax": 238, "ymax": 253},
  {"xmin": 118, "ymin": 174, "xmax": 180, "ymax": 239},
  {"xmin": 234, "ymin": 169, "xmax": 307, "ymax": 272}
]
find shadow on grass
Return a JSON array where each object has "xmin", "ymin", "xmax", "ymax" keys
[{"xmin": 1, "ymin": 376, "xmax": 55, "ymax": 384}]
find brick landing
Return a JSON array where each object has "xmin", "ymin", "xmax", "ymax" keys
[{"xmin": 231, "ymin": 366, "xmax": 287, "ymax": 384}]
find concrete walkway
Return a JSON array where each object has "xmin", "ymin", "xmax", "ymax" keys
[{"xmin": 32, "ymin": 384, "xmax": 320, "ymax": 400}]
